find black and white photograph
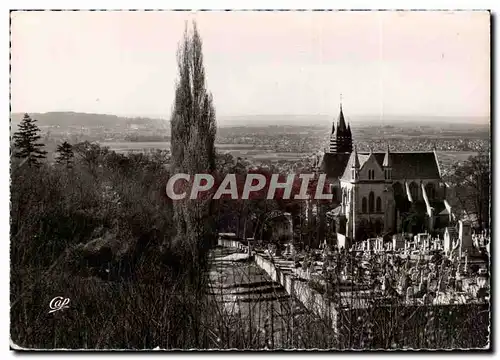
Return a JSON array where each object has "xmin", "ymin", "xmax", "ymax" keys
[{"xmin": 9, "ymin": 9, "xmax": 491, "ymax": 351}]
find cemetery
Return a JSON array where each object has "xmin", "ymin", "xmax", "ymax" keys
[{"xmin": 215, "ymin": 218, "xmax": 490, "ymax": 347}]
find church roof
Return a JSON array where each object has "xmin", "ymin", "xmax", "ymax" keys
[
  {"xmin": 322, "ymin": 151, "xmax": 441, "ymax": 181},
  {"xmin": 320, "ymin": 153, "xmax": 351, "ymax": 178},
  {"xmin": 373, "ymin": 152, "xmax": 441, "ymax": 179},
  {"xmin": 340, "ymin": 150, "xmax": 363, "ymax": 181},
  {"xmin": 340, "ymin": 155, "xmax": 355, "ymax": 181},
  {"xmin": 356, "ymin": 154, "xmax": 371, "ymax": 168}
]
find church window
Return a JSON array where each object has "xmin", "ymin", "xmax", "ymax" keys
[
  {"xmin": 376, "ymin": 197, "xmax": 382, "ymax": 212},
  {"xmin": 369, "ymin": 191, "xmax": 375, "ymax": 213},
  {"xmin": 362, "ymin": 197, "xmax": 367, "ymax": 213}
]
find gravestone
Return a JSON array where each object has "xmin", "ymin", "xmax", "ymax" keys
[
  {"xmin": 406, "ymin": 286, "xmax": 414, "ymax": 301},
  {"xmin": 393, "ymin": 234, "xmax": 405, "ymax": 251},
  {"xmin": 399, "ymin": 274, "xmax": 410, "ymax": 293}
]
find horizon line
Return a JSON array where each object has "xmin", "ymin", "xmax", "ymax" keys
[{"xmin": 10, "ymin": 110, "xmax": 491, "ymax": 120}]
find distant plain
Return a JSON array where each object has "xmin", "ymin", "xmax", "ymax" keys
[{"xmin": 101, "ymin": 140, "xmax": 477, "ymax": 166}]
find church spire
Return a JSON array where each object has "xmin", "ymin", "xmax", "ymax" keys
[
  {"xmin": 352, "ymin": 145, "xmax": 360, "ymax": 169},
  {"xmin": 346, "ymin": 123, "xmax": 353, "ymax": 152},
  {"xmin": 383, "ymin": 144, "xmax": 392, "ymax": 167},
  {"xmin": 337, "ymin": 100, "xmax": 347, "ymax": 133},
  {"xmin": 383, "ymin": 144, "xmax": 392, "ymax": 181},
  {"xmin": 350, "ymin": 145, "xmax": 360, "ymax": 183}
]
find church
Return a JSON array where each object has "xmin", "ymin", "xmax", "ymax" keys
[{"xmin": 317, "ymin": 104, "xmax": 454, "ymax": 242}]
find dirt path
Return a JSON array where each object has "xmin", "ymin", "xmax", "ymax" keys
[{"xmin": 207, "ymin": 247, "xmax": 336, "ymax": 349}]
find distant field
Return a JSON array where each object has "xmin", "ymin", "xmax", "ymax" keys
[
  {"xmin": 101, "ymin": 141, "xmax": 479, "ymax": 165},
  {"xmin": 101, "ymin": 141, "xmax": 306, "ymax": 160},
  {"xmin": 101, "ymin": 141, "xmax": 266, "ymax": 152}
]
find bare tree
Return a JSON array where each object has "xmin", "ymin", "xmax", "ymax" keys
[{"xmin": 446, "ymin": 152, "xmax": 490, "ymax": 230}]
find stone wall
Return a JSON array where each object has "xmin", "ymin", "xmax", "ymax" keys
[{"xmin": 253, "ymin": 250, "xmax": 338, "ymax": 330}]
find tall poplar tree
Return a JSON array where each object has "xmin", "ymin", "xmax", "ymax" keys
[{"xmin": 169, "ymin": 22, "xmax": 217, "ymax": 271}]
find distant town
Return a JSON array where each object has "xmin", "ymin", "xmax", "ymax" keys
[{"xmin": 10, "ymin": 111, "xmax": 490, "ymax": 172}]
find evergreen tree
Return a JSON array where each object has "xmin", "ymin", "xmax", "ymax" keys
[
  {"xmin": 12, "ymin": 113, "xmax": 47, "ymax": 167},
  {"xmin": 55, "ymin": 141, "xmax": 74, "ymax": 168},
  {"xmin": 169, "ymin": 22, "xmax": 217, "ymax": 271}
]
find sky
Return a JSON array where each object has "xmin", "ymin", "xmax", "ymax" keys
[{"xmin": 10, "ymin": 11, "xmax": 490, "ymax": 120}]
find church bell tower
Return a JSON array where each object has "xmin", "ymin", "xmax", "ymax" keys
[{"xmin": 328, "ymin": 96, "xmax": 353, "ymax": 153}]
